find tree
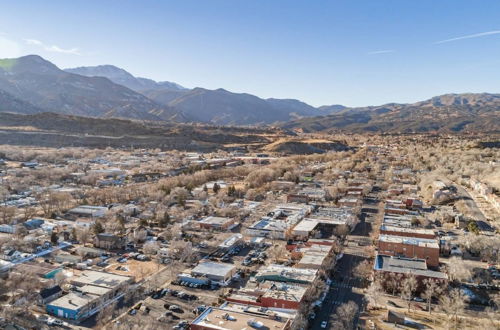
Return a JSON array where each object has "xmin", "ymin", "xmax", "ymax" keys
[
  {"xmin": 93, "ymin": 221, "xmax": 105, "ymax": 235},
  {"xmin": 212, "ymin": 182, "xmax": 220, "ymax": 194},
  {"xmin": 401, "ymin": 273, "xmax": 418, "ymax": 312},
  {"xmin": 332, "ymin": 300, "xmax": 359, "ymax": 330},
  {"xmin": 159, "ymin": 211, "xmax": 170, "ymax": 228},
  {"xmin": 439, "ymin": 288, "xmax": 468, "ymax": 330},
  {"xmin": 422, "ymin": 278, "xmax": 443, "ymax": 314},
  {"xmin": 352, "ymin": 260, "xmax": 372, "ymax": 287},
  {"xmin": 447, "ymin": 257, "xmax": 471, "ymax": 283},
  {"xmin": 50, "ymin": 231, "xmax": 59, "ymax": 244},
  {"xmin": 365, "ymin": 274, "xmax": 384, "ymax": 309}
]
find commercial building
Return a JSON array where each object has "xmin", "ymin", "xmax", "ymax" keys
[
  {"xmin": 246, "ymin": 204, "xmax": 313, "ymax": 239},
  {"xmin": 374, "ymin": 254, "xmax": 447, "ymax": 288},
  {"xmin": 67, "ymin": 205, "xmax": 108, "ymax": 219},
  {"xmin": 379, "ymin": 225, "xmax": 435, "ymax": 239},
  {"xmin": 254, "ymin": 264, "xmax": 317, "ymax": 284},
  {"xmin": 377, "ymin": 234, "xmax": 440, "ymax": 267},
  {"xmin": 190, "ymin": 261, "xmax": 236, "ymax": 283},
  {"xmin": 190, "ymin": 305, "xmax": 292, "ymax": 330},
  {"xmin": 46, "ymin": 270, "xmax": 133, "ymax": 321},
  {"xmin": 198, "ymin": 216, "xmax": 235, "ymax": 231}
]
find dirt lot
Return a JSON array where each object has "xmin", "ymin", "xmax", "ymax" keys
[{"xmin": 104, "ymin": 258, "xmax": 161, "ymax": 281}]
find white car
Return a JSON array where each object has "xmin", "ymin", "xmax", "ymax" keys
[{"xmin": 321, "ymin": 321, "xmax": 328, "ymax": 328}]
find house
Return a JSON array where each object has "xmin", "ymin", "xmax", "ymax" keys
[
  {"xmin": 39, "ymin": 285, "xmax": 63, "ymax": 304},
  {"xmin": 94, "ymin": 233, "xmax": 125, "ymax": 250},
  {"xmin": 22, "ymin": 218, "xmax": 45, "ymax": 231},
  {"xmin": 2, "ymin": 249, "xmax": 21, "ymax": 261}
]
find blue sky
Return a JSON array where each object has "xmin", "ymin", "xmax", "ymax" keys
[{"xmin": 1, "ymin": 0, "xmax": 500, "ymax": 107}]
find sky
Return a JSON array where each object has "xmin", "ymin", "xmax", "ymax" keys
[{"xmin": 1, "ymin": 0, "xmax": 500, "ymax": 107}]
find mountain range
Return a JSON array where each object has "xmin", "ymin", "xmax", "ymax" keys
[{"xmin": 0, "ymin": 54, "xmax": 499, "ymax": 132}]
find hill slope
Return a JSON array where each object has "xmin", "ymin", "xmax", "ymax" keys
[{"xmin": 282, "ymin": 93, "xmax": 500, "ymax": 133}]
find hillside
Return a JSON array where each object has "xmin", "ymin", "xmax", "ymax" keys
[
  {"xmin": 0, "ymin": 55, "xmax": 179, "ymax": 121},
  {"xmin": 282, "ymin": 93, "xmax": 500, "ymax": 133},
  {"xmin": 0, "ymin": 112, "xmax": 281, "ymax": 151}
]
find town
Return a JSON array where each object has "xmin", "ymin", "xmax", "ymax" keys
[{"xmin": 0, "ymin": 134, "xmax": 499, "ymax": 330}]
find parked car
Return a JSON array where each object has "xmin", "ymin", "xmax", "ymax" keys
[
  {"xmin": 169, "ymin": 305, "xmax": 184, "ymax": 313},
  {"xmin": 321, "ymin": 321, "xmax": 328, "ymax": 328}
]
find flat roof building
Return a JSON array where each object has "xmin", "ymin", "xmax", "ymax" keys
[
  {"xmin": 191, "ymin": 261, "xmax": 236, "ymax": 284},
  {"xmin": 255, "ymin": 264, "xmax": 317, "ymax": 284},
  {"xmin": 378, "ymin": 234, "xmax": 440, "ymax": 267},
  {"xmin": 190, "ymin": 305, "xmax": 292, "ymax": 330}
]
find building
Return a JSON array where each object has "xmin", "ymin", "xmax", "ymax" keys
[
  {"xmin": 94, "ymin": 233, "xmax": 125, "ymax": 250},
  {"xmin": 198, "ymin": 216, "xmax": 235, "ymax": 231},
  {"xmin": 338, "ymin": 197, "xmax": 361, "ymax": 208},
  {"xmin": 39, "ymin": 285, "xmax": 63, "ymax": 304},
  {"xmin": 190, "ymin": 305, "xmax": 292, "ymax": 330},
  {"xmin": 218, "ymin": 234, "xmax": 244, "ymax": 251},
  {"xmin": 46, "ymin": 270, "xmax": 133, "ymax": 321},
  {"xmin": 190, "ymin": 261, "xmax": 236, "ymax": 284},
  {"xmin": 291, "ymin": 207, "xmax": 357, "ymax": 239},
  {"xmin": 380, "ymin": 225, "xmax": 435, "ymax": 239},
  {"xmin": 254, "ymin": 264, "xmax": 317, "ymax": 284},
  {"xmin": 374, "ymin": 254, "xmax": 447, "ymax": 288},
  {"xmin": 227, "ymin": 281, "xmax": 308, "ymax": 311},
  {"xmin": 67, "ymin": 205, "xmax": 108, "ymax": 219},
  {"xmin": 246, "ymin": 204, "xmax": 313, "ymax": 239},
  {"xmin": 377, "ymin": 235, "xmax": 440, "ymax": 267},
  {"xmin": 286, "ymin": 194, "xmax": 309, "ymax": 204}
]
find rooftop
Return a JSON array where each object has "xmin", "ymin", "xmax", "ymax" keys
[
  {"xmin": 71, "ymin": 270, "xmax": 132, "ymax": 289},
  {"xmin": 379, "ymin": 234, "xmax": 439, "ymax": 248},
  {"xmin": 374, "ymin": 254, "xmax": 447, "ymax": 279},
  {"xmin": 192, "ymin": 262, "xmax": 236, "ymax": 277},
  {"xmin": 191, "ymin": 306, "xmax": 290, "ymax": 330}
]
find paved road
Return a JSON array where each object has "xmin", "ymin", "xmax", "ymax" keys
[
  {"xmin": 454, "ymin": 184, "xmax": 486, "ymax": 221},
  {"xmin": 310, "ymin": 198, "xmax": 379, "ymax": 329},
  {"xmin": 0, "ymin": 241, "xmax": 72, "ymax": 272}
]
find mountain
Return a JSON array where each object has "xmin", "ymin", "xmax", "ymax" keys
[
  {"xmin": 282, "ymin": 93, "xmax": 500, "ymax": 133},
  {"xmin": 317, "ymin": 104, "xmax": 348, "ymax": 113},
  {"xmin": 65, "ymin": 65, "xmax": 186, "ymax": 92},
  {"xmin": 0, "ymin": 89, "xmax": 43, "ymax": 115},
  {"xmin": 160, "ymin": 87, "xmax": 324, "ymax": 125},
  {"xmin": 0, "ymin": 55, "xmax": 179, "ymax": 121}
]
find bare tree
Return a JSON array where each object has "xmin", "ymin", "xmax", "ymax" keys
[
  {"xmin": 439, "ymin": 288, "xmax": 468, "ymax": 330},
  {"xmin": 447, "ymin": 257, "xmax": 471, "ymax": 283},
  {"xmin": 401, "ymin": 273, "xmax": 418, "ymax": 312},
  {"xmin": 332, "ymin": 300, "xmax": 359, "ymax": 330},
  {"xmin": 422, "ymin": 278, "xmax": 443, "ymax": 314}
]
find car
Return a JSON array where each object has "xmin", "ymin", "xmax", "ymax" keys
[
  {"xmin": 169, "ymin": 305, "xmax": 184, "ymax": 313},
  {"xmin": 413, "ymin": 297, "xmax": 424, "ymax": 302},
  {"xmin": 128, "ymin": 309, "xmax": 137, "ymax": 315},
  {"xmin": 47, "ymin": 318, "xmax": 64, "ymax": 326},
  {"xmin": 308, "ymin": 312, "xmax": 316, "ymax": 320},
  {"xmin": 321, "ymin": 321, "xmax": 328, "ymax": 328}
]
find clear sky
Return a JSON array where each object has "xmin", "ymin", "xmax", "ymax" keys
[{"xmin": 1, "ymin": 0, "xmax": 500, "ymax": 107}]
